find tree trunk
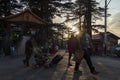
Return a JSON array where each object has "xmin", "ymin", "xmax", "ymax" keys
[{"xmin": 85, "ymin": 0, "xmax": 92, "ymax": 37}]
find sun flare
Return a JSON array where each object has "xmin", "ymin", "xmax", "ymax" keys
[{"xmin": 71, "ymin": 26, "xmax": 79, "ymax": 35}]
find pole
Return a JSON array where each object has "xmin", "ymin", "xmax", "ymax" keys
[{"xmin": 104, "ymin": 0, "xmax": 107, "ymax": 55}]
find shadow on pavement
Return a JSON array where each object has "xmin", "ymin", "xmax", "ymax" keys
[
  {"xmin": 61, "ymin": 66, "xmax": 69, "ymax": 80},
  {"xmin": 72, "ymin": 71, "xmax": 82, "ymax": 80}
]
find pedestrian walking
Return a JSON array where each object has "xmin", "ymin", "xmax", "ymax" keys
[
  {"xmin": 67, "ymin": 34, "xmax": 79, "ymax": 66},
  {"xmin": 23, "ymin": 36, "xmax": 35, "ymax": 67},
  {"xmin": 74, "ymin": 28, "xmax": 99, "ymax": 74}
]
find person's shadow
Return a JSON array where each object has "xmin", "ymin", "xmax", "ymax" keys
[
  {"xmin": 61, "ymin": 66, "xmax": 69, "ymax": 80},
  {"xmin": 72, "ymin": 71, "xmax": 82, "ymax": 80},
  {"xmin": 61, "ymin": 66, "xmax": 82, "ymax": 80}
]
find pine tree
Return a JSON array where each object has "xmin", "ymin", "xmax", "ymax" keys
[
  {"xmin": 20, "ymin": 0, "xmax": 72, "ymax": 47},
  {"xmin": 64, "ymin": 0, "xmax": 105, "ymax": 35},
  {"xmin": 0, "ymin": 0, "xmax": 23, "ymax": 16}
]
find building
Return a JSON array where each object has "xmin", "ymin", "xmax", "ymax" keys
[{"xmin": 92, "ymin": 32, "xmax": 120, "ymax": 55}]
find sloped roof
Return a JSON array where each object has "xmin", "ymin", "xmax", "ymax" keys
[
  {"xmin": 0, "ymin": 9, "xmax": 48, "ymax": 25},
  {"xmin": 92, "ymin": 31, "xmax": 120, "ymax": 40},
  {"xmin": 107, "ymin": 32, "xmax": 120, "ymax": 39},
  {"xmin": 100, "ymin": 32, "xmax": 120, "ymax": 39}
]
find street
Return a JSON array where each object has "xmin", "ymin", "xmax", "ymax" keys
[{"xmin": 0, "ymin": 50, "xmax": 120, "ymax": 80}]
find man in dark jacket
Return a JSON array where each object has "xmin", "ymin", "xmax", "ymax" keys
[{"xmin": 23, "ymin": 37, "xmax": 35, "ymax": 67}]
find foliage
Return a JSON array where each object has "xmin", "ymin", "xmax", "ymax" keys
[
  {"xmin": 0, "ymin": 0, "xmax": 107, "ymax": 47},
  {"xmin": 0, "ymin": 0, "xmax": 23, "ymax": 16},
  {"xmin": 64, "ymin": 0, "xmax": 105, "ymax": 34},
  {"xmin": 19, "ymin": 0, "xmax": 72, "ymax": 47}
]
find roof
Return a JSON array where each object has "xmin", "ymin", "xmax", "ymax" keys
[
  {"xmin": 100, "ymin": 32, "xmax": 120, "ymax": 39},
  {"xmin": 107, "ymin": 32, "xmax": 120, "ymax": 39},
  {"xmin": 0, "ymin": 9, "xmax": 48, "ymax": 25}
]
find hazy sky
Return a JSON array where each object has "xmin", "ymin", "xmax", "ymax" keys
[
  {"xmin": 53, "ymin": 0, "xmax": 120, "ymax": 37},
  {"xmin": 97, "ymin": 0, "xmax": 120, "ymax": 37}
]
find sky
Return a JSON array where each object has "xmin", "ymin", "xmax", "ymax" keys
[
  {"xmin": 97, "ymin": 0, "xmax": 120, "ymax": 37},
  {"xmin": 53, "ymin": 0, "xmax": 120, "ymax": 38}
]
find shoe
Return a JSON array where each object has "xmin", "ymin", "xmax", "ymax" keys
[{"xmin": 91, "ymin": 70, "xmax": 99, "ymax": 74}]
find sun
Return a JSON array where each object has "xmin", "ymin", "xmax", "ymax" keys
[
  {"xmin": 71, "ymin": 27, "xmax": 77, "ymax": 32},
  {"xmin": 71, "ymin": 26, "xmax": 79, "ymax": 35}
]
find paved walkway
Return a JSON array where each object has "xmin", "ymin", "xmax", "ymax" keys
[{"xmin": 0, "ymin": 50, "xmax": 120, "ymax": 80}]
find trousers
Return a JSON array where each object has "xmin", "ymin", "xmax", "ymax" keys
[{"xmin": 74, "ymin": 48, "xmax": 95, "ymax": 72}]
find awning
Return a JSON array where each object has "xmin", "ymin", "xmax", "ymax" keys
[{"xmin": 0, "ymin": 9, "xmax": 48, "ymax": 25}]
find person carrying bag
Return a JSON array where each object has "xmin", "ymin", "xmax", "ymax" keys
[
  {"xmin": 72, "ymin": 49, "xmax": 84, "ymax": 63},
  {"xmin": 73, "ymin": 28, "xmax": 99, "ymax": 74}
]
